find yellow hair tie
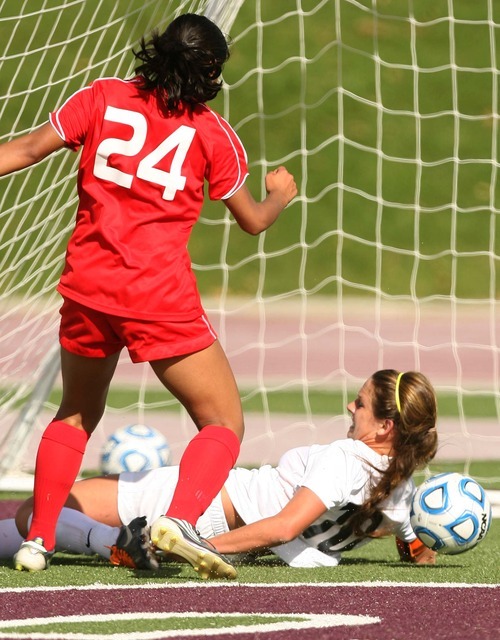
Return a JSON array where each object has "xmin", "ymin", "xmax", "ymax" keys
[{"xmin": 395, "ymin": 372, "xmax": 404, "ymax": 413}]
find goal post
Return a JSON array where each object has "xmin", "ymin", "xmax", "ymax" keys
[{"xmin": 0, "ymin": 1, "xmax": 499, "ymax": 493}]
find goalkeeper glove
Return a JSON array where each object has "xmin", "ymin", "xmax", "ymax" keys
[{"xmin": 396, "ymin": 537, "xmax": 437, "ymax": 564}]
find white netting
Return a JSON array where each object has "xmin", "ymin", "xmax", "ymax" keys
[{"xmin": 0, "ymin": 0, "xmax": 499, "ymax": 490}]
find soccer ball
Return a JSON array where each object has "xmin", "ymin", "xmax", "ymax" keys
[
  {"xmin": 100, "ymin": 424, "xmax": 171, "ymax": 474},
  {"xmin": 410, "ymin": 472, "xmax": 492, "ymax": 555}
]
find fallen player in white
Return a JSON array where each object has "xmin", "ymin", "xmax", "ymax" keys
[{"xmin": 0, "ymin": 370, "xmax": 438, "ymax": 575}]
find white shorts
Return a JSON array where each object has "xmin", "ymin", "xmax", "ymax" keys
[{"xmin": 117, "ymin": 466, "xmax": 230, "ymax": 539}]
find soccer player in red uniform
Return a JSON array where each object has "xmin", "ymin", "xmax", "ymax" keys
[{"xmin": 0, "ymin": 13, "xmax": 297, "ymax": 576}]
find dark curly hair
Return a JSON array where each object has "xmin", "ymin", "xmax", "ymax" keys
[
  {"xmin": 133, "ymin": 13, "xmax": 230, "ymax": 113},
  {"xmin": 349, "ymin": 369, "xmax": 438, "ymax": 536}
]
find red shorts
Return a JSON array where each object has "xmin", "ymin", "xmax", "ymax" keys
[{"xmin": 58, "ymin": 298, "xmax": 218, "ymax": 363}]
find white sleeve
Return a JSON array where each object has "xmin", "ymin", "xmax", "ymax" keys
[
  {"xmin": 300, "ymin": 443, "xmax": 355, "ymax": 509},
  {"xmin": 271, "ymin": 538, "xmax": 341, "ymax": 568},
  {"xmin": 382, "ymin": 478, "xmax": 417, "ymax": 542},
  {"xmin": 393, "ymin": 515, "xmax": 418, "ymax": 542}
]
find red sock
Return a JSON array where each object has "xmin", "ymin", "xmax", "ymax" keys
[
  {"xmin": 166, "ymin": 425, "xmax": 240, "ymax": 525},
  {"xmin": 27, "ymin": 420, "xmax": 89, "ymax": 550}
]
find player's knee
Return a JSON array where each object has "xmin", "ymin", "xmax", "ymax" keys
[
  {"xmin": 200, "ymin": 419, "xmax": 244, "ymax": 442},
  {"xmin": 230, "ymin": 422, "xmax": 244, "ymax": 443},
  {"xmin": 53, "ymin": 411, "xmax": 102, "ymax": 435}
]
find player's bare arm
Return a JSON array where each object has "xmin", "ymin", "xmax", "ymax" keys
[
  {"xmin": 225, "ymin": 166, "xmax": 297, "ymax": 235},
  {"xmin": 210, "ymin": 487, "xmax": 326, "ymax": 554},
  {"xmin": 0, "ymin": 123, "xmax": 64, "ymax": 177}
]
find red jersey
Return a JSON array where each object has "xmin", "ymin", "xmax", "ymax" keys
[{"xmin": 49, "ymin": 77, "xmax": 248, "ymax": 320}]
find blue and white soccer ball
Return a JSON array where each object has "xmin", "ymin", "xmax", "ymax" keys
[
  {"xmin": 410, "ymin": 472, "xmax": 492, "ymax": 555},
  {"xmin": 100, "ymin": 424, "xmax": 171, "ymax": 474}
]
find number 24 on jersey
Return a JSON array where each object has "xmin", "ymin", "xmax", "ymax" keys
[{"xmin": 93, "ymin": 106, "xmax": 195, "ymax": 201}]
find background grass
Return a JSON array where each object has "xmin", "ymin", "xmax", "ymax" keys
[
  {"xmin": 190, "ymin": 0, "xmax": 500, "ymax": 300},
  {"xmin": 1, "ymin": 0, "xmax": 498, "ymax": 300},
  {"xmin": 42, "ymin": 386, "xmax": 499, "ymax": 419}
]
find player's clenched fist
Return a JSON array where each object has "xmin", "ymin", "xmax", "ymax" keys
[{"xmin": 265, "ymin": 166, "xmax": 298, "ymax": 208}]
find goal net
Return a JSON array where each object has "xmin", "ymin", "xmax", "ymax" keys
[{"xmin": 0, "ymin": 0, "xmax": 499, "ymax": 497}]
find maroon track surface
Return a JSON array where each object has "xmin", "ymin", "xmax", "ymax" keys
[
  {"xmin": 0, "ymin": 583, "xmax": 498, "ymax": 639},
  {"xmin": 0, "ymin": 505, "xmax": 499, "ymax": 639}
]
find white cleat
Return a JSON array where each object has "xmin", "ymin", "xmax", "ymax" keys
[
  {"xmin": 151, "ymin": 516, "xmax": 237, "ymax": 580},
  {"xmin": 14, "ymin": 537, "xmax": 54, "ymax": 572}
]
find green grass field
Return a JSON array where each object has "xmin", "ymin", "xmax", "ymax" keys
[{"xmin": 0, "ymin": 518, "xmax": 498, "ymax": 588}]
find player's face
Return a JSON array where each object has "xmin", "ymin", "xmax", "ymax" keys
[{"xmin": 346, "ymin": 379, "xmax": 382, "ymax": 445}]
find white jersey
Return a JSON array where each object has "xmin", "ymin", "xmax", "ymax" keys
[
  {"xmin": 117, "ymin": 438, "xmax": 416, "ymax": 568},
  {"xmin": 224, "ymin": 439, "xmax": 416, "ymax": 566}
]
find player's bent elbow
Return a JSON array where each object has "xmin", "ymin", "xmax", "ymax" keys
[
  {"xmin": 236, "ymin": 212, "xmax": 278, "ymax": 235},
  {"xmin": 238, "ymin": 221, "xmax": 267, "ymax": 236},
  {"xmin": 274, "ymin": 522, "xmax": 302, "ymax": 545}
]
